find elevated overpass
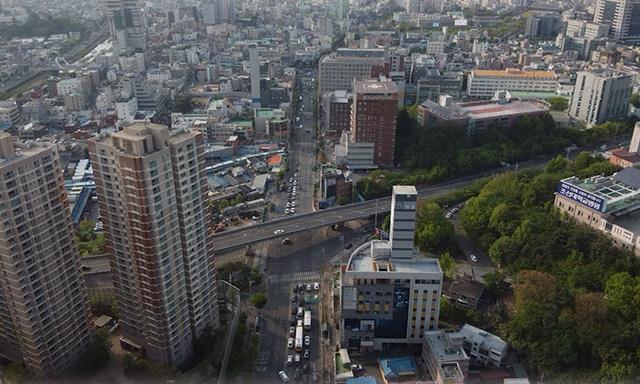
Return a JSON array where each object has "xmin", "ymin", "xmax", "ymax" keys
[{"xmin": 212, "ymin": 173, "xmax": 487, "ymax": 252}]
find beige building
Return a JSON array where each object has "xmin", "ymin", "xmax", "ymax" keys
[
  {"xmin": 466, "ymin": 68, "xmax": 558, "ymax": 98},
  {"xmin": 555, "ymin": 167, "xmax": 640, "ymax": 256},
  {"xmin": 88, "ymin": 123, "xmax": 219, "ymax": 366},
  {"xmin": 319, "ymin": 48, "xmax": 386, "ymax": 93},
  {"xmin": 0, "ymin": 133, "xmax": 93, "ymax": 375}
]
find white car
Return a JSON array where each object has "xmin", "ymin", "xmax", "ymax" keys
[
  {"xmin": 286, "ymin": 355, "xmax": 293, "ymax": 366},
  {"xmin": 279, "ymin": 370, "xmax": 290, "ymax": 382},
  {"xmin": 313, "ymin": 282, "xmax": 320, "ymax": 291},
  {"xmin": 291, "ymin": 201, "xmax": 296, "ymax": 207},
  {"xmin": 470, "ymin": 254, "xmax": 478, "ymax": 263},
  {"xmin": 287, "ymin": 338, "xmax": 294, "ymax": 349},
  {"xmin": 286, "ymin": 202, "xmax": 291, "ymax": 208},
  {"xmin": 290, "ymin": 208, "xmax": 296, "ymax": 214},
  {"xmin": 285, "ymin": 208, "xmax": 290, "ymax": 214},
  {"xmin": 274, "ymin": 229, "xmax": 285, "ymax": 235},
  {"xmin": 304, "ymin": 335, "xmax": 310, "ymax": 346}
]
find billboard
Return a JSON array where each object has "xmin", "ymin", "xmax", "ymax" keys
[
  {"xmin": 556, "ymin": 182, "xmax": 606, "ymax": 212},
  {"xmin": 454, "ymin": 18, "xmax": 468, "ymax": 26}
]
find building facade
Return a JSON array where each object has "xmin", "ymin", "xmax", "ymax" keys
[
  {"xmin": 105, "ymin": 0, "xmax": 146, "ymax": 51},
  {"xmin": 323, "ymin": 90, "xmax": 352, "ymax": 135},
  {"xmin": 593, "ymin": 0, "xmax": 640, "ymax": 41},
  {"xmin": 0, "ymin": 99, "xmax": 21, "ymax": 129},
  {"xmin": 466, "ymin": 68, "xmax": 557, "ymax": 99},
  {"xmin": 340, "ymin": 186, "xmax": 443, "ymax": 352},
  {"xmin": 0, "ymin": 133, "xmax": 93, "ymax": 375},
  {"xmin": 319, "ymin": 48, "xmax": 386, "ymax": 93},
  {"xmin": 568, "ymin": 70, "xmax": 633, "ymax": 125},
  {"xmin": 88, "ymin": 123, "xmax": 219, "ymax": 366},
  {"xmin": 351, "ymin": 79, "xmax": 398, "ymax": 167}
]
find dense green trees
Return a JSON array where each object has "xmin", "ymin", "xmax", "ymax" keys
[
  {"xmin": 547, "ymin": 96, "xmax": 569, "ymax": 111},
  {"xmin": 1, "ymin": 12, "xmax": 85, "ymax": 39},
  {"xmin": 414, "ymin": 201, "xmax": 456, "ymax": 253},
  {"xmin": 458, "ymin": 154, "xmax": 640, "ymax": 380},
  {"xmin": 76, "ymin": 220, "xmax": 106, "ymax": 256}
]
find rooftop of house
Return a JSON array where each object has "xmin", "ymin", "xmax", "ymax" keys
[{"xmin": 471, "ymin": 68, "xmax": 557, "ymax": 79}]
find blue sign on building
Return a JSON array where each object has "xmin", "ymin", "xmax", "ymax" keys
[{"xmin": 556, "ymin": 182, "xmax": 607, "ymax": 212}]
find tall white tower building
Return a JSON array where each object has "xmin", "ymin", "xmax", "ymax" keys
[{"xmin": 249, "ymin": 45, "xmax": 261, "ymax": 107}]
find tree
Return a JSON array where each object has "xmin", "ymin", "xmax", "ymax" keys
[
  {"xmin": 483, "ymin": 271, "xmax": 505, "ymax": 296},
  {"xmin": 4, "ymin": 363, "xmax": 27, "ymax": 384},
  {"xmin": 548, "ymin": 96, "xmax": 569, "ymax": 111},
  {"xmin": 174, "ymin": 95, "xmax": 193, "ymax": 114},
  {"xmin": 73, "ymin": 329, "xmax": 112, "ymax": 373},
  {"xmin": 77, "ymin": 220, "xmax": 95, "ymax": 242},
  {"xmin": 250, "ymin": 292, "xmax": 267, "ymax": 308},
  {"xmin": 414, "ymin": 201, "xmax": 455, "ymax": 253},
  {"xmin": 336, "ymin": 196, "xmax": 350, "ymax": 205},
  {"xmin": 439, "ymin": 252, "xmax": 457, "ymax": 279},
  {"xmin": 630, "ymin": 93, "xmax": 640, "ymax": 108}
]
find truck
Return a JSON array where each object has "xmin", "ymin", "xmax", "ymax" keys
[
  {"xmin": 295, "ymin": 325, "xmax": 303, "ymax": 351},
  {"xmin": 303, "ymin": 310, "xmax": 311, "ymax": 330}
]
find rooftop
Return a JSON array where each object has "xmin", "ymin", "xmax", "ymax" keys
[
  {"xmin": 560, "ymin": 168, "xmax": 640, "ymax": 213},
  {"xmin": 458, "ymin": 324, "xmax": 507, "ymax": 353},
  {"xmin": 393, "ymin": 185, "xmax": 417, "ymax": 195},
  {"xmin": 460, "ymin": 99, "xmax": 549, "ymax": 120},
  {"xmin": 346, "ymin": 240, "xmax": 442, "ymax": 275},
  {"xmin": 424, "ymin": 330, "xmax": 468, "ymax": 363},
  {"xmin": 379, "ymin": 356, "xmax": 418, "ymax": 379},
  {"xmin": 353, "ymin": 79, "xmax": 398, "ymax": 95},
  {"xmin": 610, "ymin": 148, "xmax": 640, "ymax": 165},
  {"xmin": 471, "ymin": 68, "xmax": 557, "ymax": 79}
]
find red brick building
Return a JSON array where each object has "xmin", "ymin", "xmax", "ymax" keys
[{"xmin": 351, "ymin": 79, "xmax": 399, "ymax": 167}]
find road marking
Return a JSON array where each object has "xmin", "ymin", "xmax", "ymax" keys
[{"xmin": 267, "ymin": 271, "xmax": 321, "ymax": 284}]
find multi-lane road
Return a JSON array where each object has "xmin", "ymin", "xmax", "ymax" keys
[{"xmin": 212, "ymin": 170, "xmax": 501, "ymax": 252}]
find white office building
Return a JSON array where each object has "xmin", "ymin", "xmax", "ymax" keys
[
  {"xmin": 569, "ymin": 70, "xmax": 633, "ymax": 125},
  {"xmin": 340, "ymin": 186, "xmax": 443, "ymax": 352},
  {"xmin": 593, "ymin": 0, "xmax": 640, "ymax": 41},
  {"xmin": 319, "ymin": 48, "xmax": 386, "ymax": 93}
]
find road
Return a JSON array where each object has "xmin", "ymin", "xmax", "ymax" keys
[
  {"xmin": 253, "ymin": 225, "xmax": 368, "ymax": 384},
  {"xmin": 211, "ymin": 167, "xmax": 518, "ymax": 252}
]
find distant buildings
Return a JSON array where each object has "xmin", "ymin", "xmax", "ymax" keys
[
  {"xmin": 88, "ymin": 123, "xmax": 219, "ymax": 366},
  {"xmin": 466, "ymin": 68, "xmax": 557, "ymax": 99},
  {"xmin": 417, "ymin": 93, "xmax": 550, "ymax": 132},
  {"xmin": 201, "ymin": 0, "xmax": 236, "ymax": 25},
  {"xmin": 340, "ymin": 186, "xmax": 443, "ymax": 352},
  {"xmin": 351, "ymin": 78, "xmax": 399, "ymax": 167},
  {"xmin": 319, "ymin": 49, "xmax": 386, "ymax": 93},
  {"xmin": 0, "ymin": 133, "xmax": 93, "ymax": 375},
  {"xmin": 524, "ymin": 12, "xmax": 561, "ymax": 39},
  {"xmin": 0, "ymin": 99, "xmax": 21, "ymax": 129},
  {"xmin": 105, "ymin": 0, "xmax": 146, "ymax": 51},
  {"xmin": 593, "ymin": 0, "xmax": 640, "ymax": 41},
  {"xmin": 568, "ymin": 70, "xmax": 633, "ymax": 126}
]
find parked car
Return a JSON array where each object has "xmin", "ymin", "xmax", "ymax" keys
[
  {"xmin": 290, "ymin": 326, "xmax": 295, "ymax": 337},
  {"xmin": 313, "ymin": 282, "xmax": 320, "ymax": 291},
  {"xmin": 279, "ymin": 370, "xmax": 289, "ymax": 382},
  {"xmin": 287, "ymin": 338, "xmax": 294, "ymax": 349},
  {"xmin": 306, "ymin": 283, "xmax": 312, "ymax": 292},
  {"xmin": 304, "ymin": 335, "xmax": 310, "ymax": 346},
  {"xmin": 304, "ymin": 349, "xmax": 310, "ymax": 359},
  {"xmin": 286, "ymin": 355, "xmax": 293, "ymax": 365},
  {"xmin": 470, "ymin": 254, "xmax": 478, "ymax": 263}
]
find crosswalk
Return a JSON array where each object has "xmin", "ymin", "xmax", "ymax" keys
[{"xmin": 267, "ymin": 271, "xmax": 321, "ymax": 284}]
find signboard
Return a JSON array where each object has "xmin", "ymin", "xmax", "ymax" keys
[
  {"xmin": 454, "ymin": 18, "xmax": 468, "ymax": 26},
  {"xmin": 343, "ymin": 287, "xmax": 357, "ymax": 310},
  {"xmin": 556, "ymin": 182, "xmax": 606, "ymax": 212}
]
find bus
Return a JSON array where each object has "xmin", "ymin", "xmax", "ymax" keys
[
  {"xmin": 295, "ymin": 325, "xmax": 303, "ymax": 351},
  {"xmin": 304, "ymin": 310, "xmax": 311, "ymax": 330}
]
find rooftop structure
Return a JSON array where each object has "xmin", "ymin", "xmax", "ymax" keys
[
  {"xmin": 417, "ymin": 94, "xmax": 549, "ymax": 132},
  {"xmin": 467, "ymin": 68, "xmax": 558, "ymax": 99},
  {"xmin": 457, "ymin": 324, "xmax": 508, "ymax": 368},
  {"xmin": 422, "ymin": 330, "xmax": 469, "ymax": 384}
]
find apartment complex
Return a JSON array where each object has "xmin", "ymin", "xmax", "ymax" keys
[
  {"xmin": 554, "ymin": 166, "xmax": 640, "ymax": 256},
  {"xmin": 105, "ymin": 0, "xmax": 146, "ymax": 51},
  {"xmin": 593, "ymin": 0, "xmax": 640, "ymax": 41},
  {"xmin": 466, "ymin": 68, "xmax": 557, "ymax": 98},
  {"xmin": 88, "ymin": 123, "xmax": 219, "ymax": 365},
  {"xmin": 568, "ymin": 70, "xmax": 633, "ymax": 125},
  {"xmin": 319, "ymin": 48, "xmax": 386, "ymax": 93},
  {"xmin": 351, "ymin": 78, "xmax": 399, "ymax": 167},
  {"xmin": 0, "ymin": 133, "xmax": 93, "ymax": 375},
  {"xmin": 340, "ymin": 186, "xmax": 443, "ymax": 352}
]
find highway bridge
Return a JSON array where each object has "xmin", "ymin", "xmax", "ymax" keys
[{"xmin": 211, "ymin": 172, "xmax": 489, "ymax": 253}]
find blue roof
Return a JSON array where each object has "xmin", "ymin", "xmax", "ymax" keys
[
  {"xmin": 379, "ymin": 356, "xmax": 418, "ymax": 379},
  {"xmin": 346, "ymin": 377, "xmax": 377, "ymax": 384}
]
